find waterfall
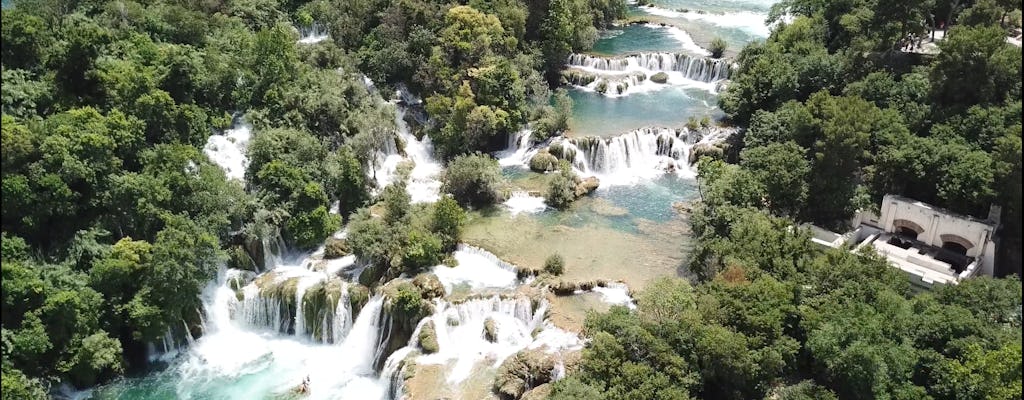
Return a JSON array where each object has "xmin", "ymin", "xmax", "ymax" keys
[
  {"xmin": 203, "ymin": 122, "xmax": 252, "ymax": 182},
  {"xmin": 432, "ymin": 245, "xmax": 522, "ymax": 294},
  {"xmin": 566, "ymin": 52, "xmax": 732, "ymax": 82},
  {"xmin": 496, "ymin": 129, "xmax": 536, "ymax": 167},
  {"xmin": 339, "ymin": 296, "xmax": 387, "ymax": 374},
  {"xmin": 373, "ymin": 102, "xmax": 443, "ymax": 203},
  {"xmin": 561, "ymin": 127, "xmax": 695, "ymax": 184},
  {"xmin": 298, "ymin": 23, "xmax": 329, "ymax": 44},
  {"xmin": 331, "ymin": 285, "xmax": 353, "ymax": 344},
  {"xmin": 260, "ymin": 230, "xmax": 287, "ymax": 272},
  {"xmin": 415, "ymin": 296, "xmax": 543, "ymax": 384},
  {"xmin": 292, "ymin": 277, "xmax": 321, "ymax": 337}
]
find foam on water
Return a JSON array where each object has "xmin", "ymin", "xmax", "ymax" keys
[
  {"xmin": 504, "ymin": 192, "xmax": 548, "ymax": 216},
  {"xmin": 432, "ymin": 244, "xmax": 520, "ymax": 294},
  {"xmin": 592, "ymin": 283, "xmax": 638, "ymax": 309},
  {"xmin": 640, "ymin": 5, "xmax": 772, "ymax": 37}
]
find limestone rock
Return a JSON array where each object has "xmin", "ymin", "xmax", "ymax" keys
[
  {"xmin": 493, "ymin": 349, "xmax": 556, "ymax": 400},
  {"xmin": 413, "ymin": 273, "xmax": 446, "ymax": 299},
  {"xmin": 650, "ymin": 72, "xmax": 669, "ymax": 83},
  {"xmin": 483, "ymin": 318, "xmax": 499, "ymax": 343},
  {"xmin": 573, "ymin": 176, "xmax": 600, "ymax": 198}
]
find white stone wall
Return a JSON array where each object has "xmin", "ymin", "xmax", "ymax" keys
[{"xmin": 878, "ymin": 195, "xmax": 997, "ymax": 276}]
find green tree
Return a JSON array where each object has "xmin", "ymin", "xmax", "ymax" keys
[
  {"xmin": 739, "ymin": 142, "xmax": 810, "ymax": 217},
  {"xmin": 441, "ymin": 153, "xmax": 505, "ymax": 208}
]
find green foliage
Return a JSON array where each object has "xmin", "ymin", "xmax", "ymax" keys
[
  {"xmin": 930, "ymin": 25, "xmax": 1022, "ymax": 116},
  {"xmin": 709, "ymin": 37, "xmax": 727, "ymax": 58},
  {"xmin": 441, "ymin": 153, "xmax": 506, "ymax": 208},
  {"xmin": 1, "ymin": 366, "xmax": 47, "ymax": 400},
  {"xmin": 545, "ymin": 160, "xmax": 578, "ymax": 209},
  {"xmin": 431, "ymin": 196, "xmax": 466, "ymax": 251},
  {"xmin": 543, "ymin": 253, "xmax": 565, "ymax": 275}
]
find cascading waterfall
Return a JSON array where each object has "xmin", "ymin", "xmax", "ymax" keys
[
  {"xmin": 383, "ymin": 295, "xmax": 582, "ymax": 397},
  {"xmin": 558, "ymin": 126, "xmax": 737, "ymax": 185},
  {"xmin": 567, "ymin": 52, "xmax": 732, "ymax": 82},
  {"xmin": 496, "ymin": 129, "xmax": 536, "ymax": 167},
  {"xmin": 561, "ymin": 127, "xmax": 696, "ymax": 184},
  {"xmin": 298, "ymin": 22, "xmax": 329, "ymax": 44},
  {"xmin": 372, "ymin": 101, "xmax": 443, "ymax": 203},
  {"xmin": 563, "ymin": 52, "xmax": 732, "ymax": 96}
]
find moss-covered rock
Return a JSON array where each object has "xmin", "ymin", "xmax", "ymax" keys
[
  {"xmin": 381, "ymin": 281, "xmax": 432, "ymax": 370},
  {"xmin": 528, "ymin": 152, "xmax": 558, "ymax": 173},
  {"xmin": 299, "ymin": 278, "xmax": 348, "ymax": 342},
  {"xmin": 412, "ymin": 273, "xmax": 446, "ymax": 299},
  {"xmin": 493, "ymin": 349, "xmax": 556, "ymax": 400},
  {"xmin": 323, "ymin": 238, "xmax": 350, "ymax": 259},
  {"xmin": 418, "ymin": 320, "xmax": 439, "ymax": 354},
  {"xmin": 483, "ymin": 318, "xmax": 499, "ymax": 343},
  {"xmin": 546, "ymin": 142, "xmax": 574, "ymax": 163},
  {"xmin": 688, "ymin": 142, "xmax": 725, "ymax": 164},
  {"xmin": 227, "ymin": 245, "xmax": 258, "ymax": 271},
  {"xmin": 358, "ymin": 263, "xmax": 384, "ymax": 287},
  {"xmin": 228, "ymin": 270, "xmax": 257, "ymax": 291},
  {"xmin": 348, "ymin": 284, "xmax": 370, "ymax": 317},
  {"xmin": 595, "ymin": 81, "xmax": 608, "ymax": 94},
  {"xmin": 521, "ymin": 383, "xmax": 552, "ymax": 400},
  {"xmin": 650, "ymin": 71, "xmax": 669, "ymax": 83}
]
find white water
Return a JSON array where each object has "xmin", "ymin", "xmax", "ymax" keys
[
  {"xmin": 591, "ymin": 283, "xmax": 638, "ymax": 310},
  {"xmin": 152, "ymin": 263, "xmax": 393, "ymax": 399},
  {"xmin": 563, "ymin": 127, "xmax": 695, "ymax": 185},
  {"xmin": 496, "ymin": 129, "xmax": 537, "ymax": 167},
  {"xmin": 504, "ymin": 191, "xmax": 548, "ymax": 216},
  {"xmin": 565, "ymin": 51, "xmax": 729, "ymax": 97},
  {"xmin": 639, "ymin": 5, "xmax": 772, "ymax": 37},
  {"xmin": 373, "ymin": 105, "xmax": 443, "ymax": 203},
  {"xmin": 203, "ymin": 123, "xmax": 251, "ymax": 181},
  {"xmin": 432, "ymin": 244, "xmax": 521, "ymax": 295},
  {"xmin": 410, "ymin": 297, "xmax": 582, "ymax": 386},
  {"xmin": 298, "ymin": 23, "xmax": 330, "ymax": 44}
]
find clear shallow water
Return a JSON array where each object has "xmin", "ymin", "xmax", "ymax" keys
[
  {"xmin": 568, "ymin": 86, "xmax": 721, "ymax": 137},
  {"xmin": 591, "ymin": 24, "xmax": 692, "ymax": 56}
]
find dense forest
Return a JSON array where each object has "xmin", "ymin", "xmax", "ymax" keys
[
  {"xmin": 551, "ymin": 0, "xmax": 1023, "ymax": 399},
  {"xmin": 2, "ymin": 0, "xmax": 1022, "ymax": 397},
  {"xmin": 0, "ymin": 0, "xmax": 623, "ymax": 395}
]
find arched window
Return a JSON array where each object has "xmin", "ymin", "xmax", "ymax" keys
[
  {"xmin": 941, "ymin": 241, "xmax": 968, "ymax": 255},
  {"xmin": 892, "ymin": 219, "xmax": 924, "ymax": 240}
]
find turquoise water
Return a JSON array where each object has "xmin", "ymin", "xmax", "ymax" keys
[
  {"xmin": 590, "ymin": 25, "xmax": 687, "ymax": 56},
  {"xmin": 568, "ymin": 86, "xmax": 721, "ymax": 137},
  {"xmin": 502, "ymin": 167, "xmax": 698, "ymax": 234}
]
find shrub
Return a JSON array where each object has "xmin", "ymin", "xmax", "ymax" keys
[
  {"xmin": 545, "ymin": 162, "xmax": 578, "ymax": 209},
  {"xmin": 709, "ymin": 37, "xmax": 727, "ymax": 58},
  {"xmin": 441, "ymin": 153, "xmax": 505, "ymax": 208},
  {"xmin": 544, "ymin": 253, "xmax": 565, "ymax": 275}
]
